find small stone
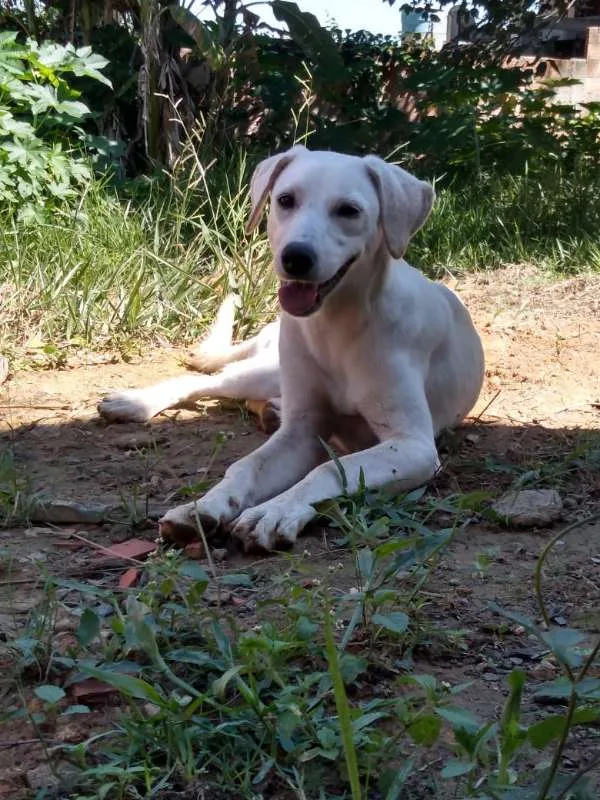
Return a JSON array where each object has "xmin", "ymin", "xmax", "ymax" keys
[
  {"xmin": 530, "ymin": 659, "xmax": 557, "ymax": 680},
  {"xmin": 492, "ymin": 489, "xmax": 563, "ymax": 528},
  {"xmin": 212, "ymin": 548, "xmax": 228, "ymax": 562},
  {"xmin": 55, "ymin": 611, "xmax": 77, "ymax": 633},
  {"xmin": 143, "ymin": 702, "xmax": 161, "ymax": 718},
  {"xmin": 26, "ymin": 763, "xmax": 59, "ymax": 792}
]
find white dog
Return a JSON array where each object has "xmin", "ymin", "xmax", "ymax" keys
[{"xmin": 98, "ymin": 146, "xmax": 484, "ymax": 551}]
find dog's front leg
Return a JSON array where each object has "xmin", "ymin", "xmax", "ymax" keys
[
  {"xmin": 232, "ymin": 433, "xmax": 440, "ymax": 550},
  {"xmin": 232, "ymin": 368, "xmax": 440, "ymax": 551},
  {"xmin": 159, "ymin": 416, "xmax": 329, "ymax": 542}
]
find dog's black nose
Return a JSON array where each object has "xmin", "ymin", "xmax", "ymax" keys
[{"xmin": 281, "ymin": 242, "xmax": 317, "ymax": 277}]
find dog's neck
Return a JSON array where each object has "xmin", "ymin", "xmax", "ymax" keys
[{"xmin": 320, "ymin": 237, "xmax": 392, "ymax": 322}]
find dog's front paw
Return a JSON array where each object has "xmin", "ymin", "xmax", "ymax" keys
[
  {"xmin": 98, "ymin": 390, "xmax": 158, "ymax": 423},
  {"xmin": 159, "ymin": 490, "xmax": 244, "ymax": 545},
  {"xmin": 231, "ymin": 498, "xmax": 316, "ymax": 552}
]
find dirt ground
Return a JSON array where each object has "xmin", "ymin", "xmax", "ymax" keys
[{"xmin": 1, "ymin": 264, "xmax": 599, "ymax": 798}]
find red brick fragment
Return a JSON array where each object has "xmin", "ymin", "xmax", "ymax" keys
[
  {"xmin": 101, "ymin": 538, "xmax": 156, "ymax": 561},
  {"xmin": 71, "ymin": 678, "xmax": 116, "ymax": 703},
  {"xmin": 119, "ymin": 567, "xmax": 141, "ymax": 588},
  {"xmin": 184, "ymin": 541, "xmax": 205, "ymax": 560}
]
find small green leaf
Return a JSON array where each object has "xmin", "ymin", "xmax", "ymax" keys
[
  {"xmin": 380, "ymin": 759, "xmax": 414, "ymax": 800},
  {"xmin": 212, "ymin": 665, "xmax": 243, "ymax": 698},
  {"xmin": 178, "ymin": 561, "xmax": 209, "ymax": 587},
  {"xmin": 77, "ymin": 608, "xmax": 100, "ymax": 646},
  {"xmin": 441, "ymin": 760, "xmax": 475, "ymax": 778},
  {"xmin": 352, "ymin": 711, "xmax": 387, "ymax": 733},
  {"xmin": 62, "ymin": 704, "xmax": 90, "ymax": 715},
  {"xmin": 35, "ymin": 685, "xmax": 65, "ymax": 705},
  {"xmin": 541, "ymin": 627, "xmax": 585, "ymax": 668},
  {"xmin": 81, "ymin": 667, "xmax": 164, "ymax": 704},
  {"xmin": 339, "ymin": 653, "xmax": 367, "ymax": 683},
  {"xmin": 220, "ymin": 573, "xmax": 252, "ymax": 586},
  {"xmin": 436, "ymin": 705, "xmax": 480, "ymax": 734},
  {"xmin": 528, "ymin": 707, "xmax": 600, "ymax": 749},
  {"xmin": 277, "ymin": 709, "xmax": 300, "ymax": 752},
  {"xmin": 373, "ymin": 611, "xmax": 409, "ymax": 634},
  {"xmin": 408, "ymin": 713, "xmax": 442, "ymax": 746}
]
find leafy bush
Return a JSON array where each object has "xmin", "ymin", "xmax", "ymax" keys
[{"xmin": 0, "ymin": 31, "xmax": 114, "ymax": 222}]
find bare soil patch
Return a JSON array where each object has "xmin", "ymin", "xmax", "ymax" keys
[{"xmin": 1, "ymin": 265, "xmax": 599, "ymax": 798}]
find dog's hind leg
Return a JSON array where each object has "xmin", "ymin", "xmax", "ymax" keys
[
  {"xmin": 98, "ymin": 355, "xmax": 281, "ymax": 424},
  {"xmin": 245, "ymin": 397, "xmax": 282, "ymax": 434},
  {"xmin": 186, "ymin": 295, "xmax": 279, "ymax": 374}
]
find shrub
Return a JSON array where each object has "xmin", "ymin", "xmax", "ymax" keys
[{"xmin": 0, "ymin": 31, "xmax": 114, "ymax": 222}]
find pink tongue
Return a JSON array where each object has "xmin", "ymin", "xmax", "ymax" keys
[{"xmin": 278, "ymin": 282, "xmax": 318, "ymax": 316}]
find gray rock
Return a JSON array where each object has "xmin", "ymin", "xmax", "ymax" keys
[
  {"xmin": 492, "ymin": 489, "xmax": 563, "ymax": 527},
  {"xmin": 26, "ymin": 763, "xmax": 59, "ymax": 792}
]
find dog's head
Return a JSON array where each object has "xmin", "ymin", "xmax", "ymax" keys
[{"xmin": 246, "ymin": 145, "xmax": 434, "ymax": 317}]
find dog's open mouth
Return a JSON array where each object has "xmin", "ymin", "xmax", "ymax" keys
[{"xmin": 278, "ymin": 254, "xmax": 358, "ymax": 317}]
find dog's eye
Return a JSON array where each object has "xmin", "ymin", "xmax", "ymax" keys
[
  {"xmin": 336, "ymin": 203, "xmax": 361, "ymax": 219},
  {"xmin": 277, "ymin": 193, "xmax": 295, "ymax": 210}
]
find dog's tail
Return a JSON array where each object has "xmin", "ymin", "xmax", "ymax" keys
[{"xmin": 186, "ymin": 294, "xmax": 254, "ymax": 373}]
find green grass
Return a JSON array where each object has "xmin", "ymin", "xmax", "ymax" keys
[
  {"xmin": 413, "ymin": 166, "xmax": 600, "ymax": 277},
  {"xmin": 3, "ymin": 488, "xmax": 599, "ymax": 799},
  {"xmin": 1, "ymin": 156, "xmax": 599, "ymax": 359}
]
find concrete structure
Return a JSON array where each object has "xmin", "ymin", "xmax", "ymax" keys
[{"xmin": 517, "ymin": 3, "xmax": 600, "ymax": 105}]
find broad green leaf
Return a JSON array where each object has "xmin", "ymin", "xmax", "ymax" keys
[
  {"xmin": 436, "ymin": 705, "xmax": 480, "ymax": 734},
  {"xmin": 357, "ymin": 547, "xmax": 374, "ymax": 581},
  {"xmin": 380, "ymin": 759, "xmax": 414, "ymax": 800},
  {"xmin": 277, "ymin": 709, "xmax": 301, "ymax": 752},
  {"xmin": 272, "ymin": 1, "xmax": 346, "ymax": 86},
  {"xmin": 169, "ymin": 6, "xmax": 222, "ymax": 68},
  {"xmin": 212, "ymin": 665, "xmax": 243, "ymax": 698},
  {"xmin": 77, "ymin": 608, "xmax": 100, "ymax": 647},
  {"xmin": 178, "ymin": 561, "xmax": 209, "ymax": 587},
  {"xmin": 408, "ymin": 713, "xmax": 442, "ymax": 746},
  {"xmin": 373, "ymin": 611, "xmax": 409, "ymax": 634},
  {"xmin": 81, "ymin": 666, "xmax": 164, "ymax": 704},
  {"xmin": 352, "ymin": 711, "xmax": 387, "ymax": 734},
  {"xmin": 440, "ymin": 759, "xmax": 475, "ymax": 778},
  {"xmin": 339, "ymin": 653, "xmax": 367, "ymax": 683},
  {"xmin": 35, "ymin": 684, "xmax": 66, "ymax": 705},
  {"xmin": 528, "ymin": 707, "xmax": 600, "ymax": 749},
  {"xmin": 62, "ymin": 704, "xmax": 90, "ymax": 715},
  {"xmin": 541, "ymin": 627, "xmax": 585, "ymax": 668},
  {"xmin": 165, "ymin": 648, "xmax": 223, "ymax": 669}
]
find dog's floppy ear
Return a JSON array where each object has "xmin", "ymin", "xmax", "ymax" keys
[
  {"xmin": 363, "ymin": 155, "xmax": 435, "ymax": 259},
  {"xmin": 246, "ymin": 145, "xmax": 307, "ymax": 234}
]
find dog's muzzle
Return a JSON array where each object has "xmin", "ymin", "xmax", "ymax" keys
[{"xmin": 278, "ymin": 253, "xmax": 358, "ymax": 317}]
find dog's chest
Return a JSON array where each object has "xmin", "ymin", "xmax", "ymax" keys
[{"xmin": 306, "ymin": 337, "xmax": 363, "ymax": 415}]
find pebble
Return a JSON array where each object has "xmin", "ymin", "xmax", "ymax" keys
[{"xmin": 492, "ymin": 489, "xmax": 563, "ymax": 527}]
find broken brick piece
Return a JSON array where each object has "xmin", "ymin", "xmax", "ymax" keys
[
  {"xmin": 54, "ymin": 539, "xmax": 84, "ymax": 551},
  {"xmin": 119, "ymin": 567, "xmax": 141, "ymax": 588},
  {"xmin": 71, "ymin": 678, "xmax": 116, "ymax": 703},
  {"xmin": 184, "ymin": 541, "xmax": 205, "ymax": 560},
  {"xmin": 101, "ymin": 538, "xmax": 157, "ymax": 561}
]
